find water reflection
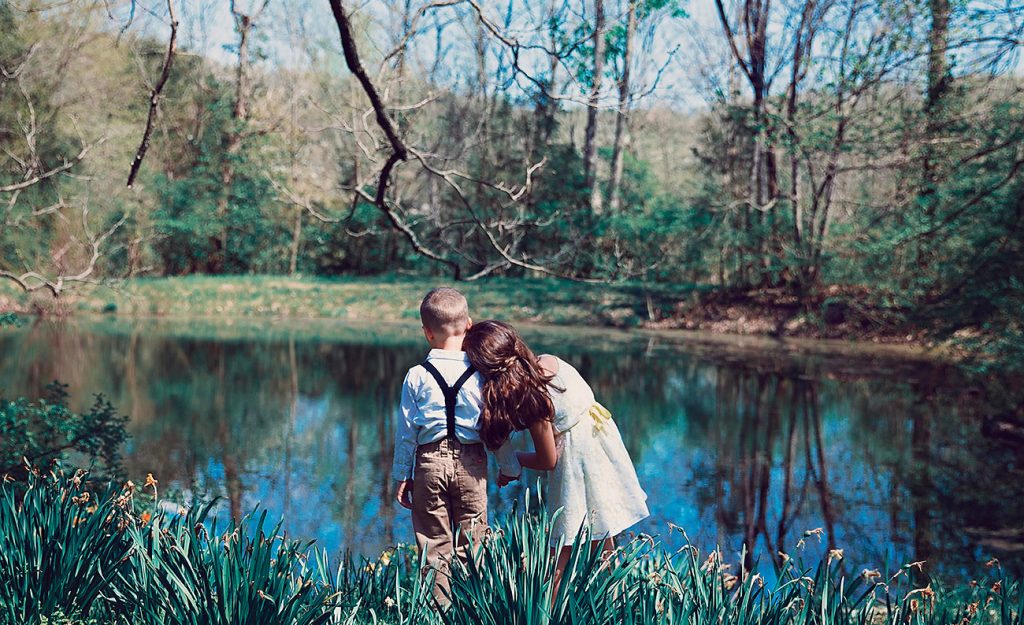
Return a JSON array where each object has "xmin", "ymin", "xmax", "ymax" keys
[{"xmin": 1, "ymin": 317, "xmax": 1021, "ymax": 578}]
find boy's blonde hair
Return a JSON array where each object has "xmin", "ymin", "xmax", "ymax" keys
[{"xmin": 420, "ymin": 287, "xmax": 470, "ymax": 335}]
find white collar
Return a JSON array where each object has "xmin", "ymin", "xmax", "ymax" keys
[{"xmin": 427, "ymin": 348, "xmax": 470, "ymax": 362}]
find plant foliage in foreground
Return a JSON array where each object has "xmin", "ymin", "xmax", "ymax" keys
[
  {"xmin": 1, "ymin": 467, "xmax": 1021, "ymax": 625},
  {"xmin": 128, "ymin": 503, "xmax": 334, "ymax": 625},
  {"xmin": 0, "ymin": 468, "xmax": 136, "ymax": 625}
]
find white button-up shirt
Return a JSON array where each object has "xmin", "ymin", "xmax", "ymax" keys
[{"xmin": 391, "ymin": 349, "xmax": 522, "ymax": 481}]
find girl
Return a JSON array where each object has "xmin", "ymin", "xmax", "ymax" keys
[{"xmin": 463, "ymin": 320, "xmax": 649, "ymax": 587}]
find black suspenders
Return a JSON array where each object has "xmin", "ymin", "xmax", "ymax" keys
[{"xmin": 420, "ymin": 360, "xmax": 477, "ymax": 440}]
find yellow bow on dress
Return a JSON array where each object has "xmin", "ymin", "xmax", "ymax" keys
[{"xmin": 590, "ymin": 402, "xmax": 614, "ymax": 434}]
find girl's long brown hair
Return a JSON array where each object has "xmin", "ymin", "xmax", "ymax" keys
[{"xmin": 463, "ymin": 320, "xmax": 555, "ymax": 450}]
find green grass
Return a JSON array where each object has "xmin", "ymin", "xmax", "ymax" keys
[
  {"xmin": 2, "ymin": 467, "xmax": 1020, "ymax": 625},
  {"xmin": 3, "ymin": 275, "xmax": 697, "ymax": 327}
]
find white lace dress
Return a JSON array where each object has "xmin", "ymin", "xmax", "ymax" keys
[{"xmin": 545, "ymin": 356, "xmax": 649, "ymax": 547}]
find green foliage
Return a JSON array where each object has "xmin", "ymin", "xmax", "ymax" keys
[
  {"xmin": 849, "ymin": 87, "xmax": 1024, "ymax": 373},
  {"xmin": 314, "ymin": 545, "xmax": 428, "ymax": 622},
  {"xmin": 0, "ymin": 383, "xmax": 128, "ymax": 480},
  {"xmin": 301, "ymin": 201, "xmax": 402, "ymax": 276},
  {"xmin": 925, "ymin": 194, "xmax": 1024, "ymax": 375},
  {"xmin": 600, "ymin": 152, "xmax": 698, "ymax": 282},
  {"xmin": 0, "ymin": 468, "xmax": 137, "ymax": 625},
  {"xmin": 150, "ymin": 81, "xmax": 284, "ymax": 276},
  {"xmin": 442, "ymin": 500, "xmax": 650, "ymax": 625},
  {"xmin": 0, "ymin": 3, "xmax": 84, "ymax": 278},
  {"xmin": 0, "ymin": 1, "xmax": 22, "ymax": 61},
  {"xmin": 128, "ymin": 505, "xmax": 334, "ymax": 625},
  {"xmin": 1, "ymin": 473, "xmax": 1023, "ymax": 625},
  {"xmin": 0, "ymin": 312, "xmax": 22, "ymax": 327}
]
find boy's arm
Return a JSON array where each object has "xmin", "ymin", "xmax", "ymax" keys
[
  {"xmin": 494, "ymin": 434, "xmax": 522, "ymax": 481},
  {"xmin": 391, "ymin": 372, "xmax": 421, "ymax": 501}
]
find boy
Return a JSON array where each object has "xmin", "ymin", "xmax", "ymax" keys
[{"xmin": 392, "ymin": 287, "xmax": 520, "ymax": 601}]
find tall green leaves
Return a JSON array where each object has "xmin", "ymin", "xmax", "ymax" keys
[
  {"xmin": 127, "ymin": 505, "xmax": 335, "ymax": 625},
  {"xmin": 1, "ymin": 472, "xmax": 1021, "ymax": 625},
  {"xmin": 0, "ymin": 469, "xmax": 137, "ymax": 625},
  {"xmin": 441, "ymin": 502, "xmax": 650, "ymax": 625}
]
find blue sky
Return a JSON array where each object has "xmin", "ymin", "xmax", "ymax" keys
[
  {"xmin": 123, "ymin": 0, "xmax": 1021, "ymax": 114},
  {"xmin": 127, "ymin": 0, "xmax": 718, "ymax": 110}
]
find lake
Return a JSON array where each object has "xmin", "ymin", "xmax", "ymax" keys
[{"xmin": 2, "ymin": 316, "xmax": 1021, "ymax": 579}]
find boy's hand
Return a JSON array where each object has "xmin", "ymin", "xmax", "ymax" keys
[
  {"xmin": 497, "ymin": 473, "xmax": 519, "ymax": 488},
  {"xmin": 396, "ymin": 480, "xmax": 414, "ymax": 509}
]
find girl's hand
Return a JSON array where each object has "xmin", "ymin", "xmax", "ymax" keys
[{"xmin": 395, "ymin": 480, "xmax": 414, "ymax": 509}]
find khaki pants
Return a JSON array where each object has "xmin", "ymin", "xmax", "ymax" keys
[{"xmin": 412, "ymin": 438, "xmax": 488, "ymax": 603}]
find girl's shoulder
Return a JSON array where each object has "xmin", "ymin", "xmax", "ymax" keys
[
  {"xmin": 539, "ymin": 355, "xmax": 588, "ymax": 388},
  {"xmin": 538, "ymin": 353, "xmax": 561, "ymax": 377}
]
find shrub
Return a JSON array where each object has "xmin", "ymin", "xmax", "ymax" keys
[
  {"xmin": 0, "ymin": 383, "xmax": 128, "ymax": 481},
  {"xmin": 442, "ymin": 501, "xmax": 650, "ymax": 625}
]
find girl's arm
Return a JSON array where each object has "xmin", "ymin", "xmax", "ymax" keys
[
  {"xmin": 513, "ymin": 354, "xmax": 560, "ymax": 472},
  {"xmin": 516, "ymin": 419, "xmax": 558, "ymax": 471}
]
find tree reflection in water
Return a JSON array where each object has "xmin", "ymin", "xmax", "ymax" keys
[{"xmin": 1, "ymin": 318, "xmax": 1021, "ymax": 578}]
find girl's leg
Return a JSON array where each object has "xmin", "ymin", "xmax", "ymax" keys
[
  {"xmin": 551, "ymin": 536, "xmax": 616, "ymax": 600},
  {"xmin": 551, "ymin": 545, "xmax": 573, "ymax": 600}
]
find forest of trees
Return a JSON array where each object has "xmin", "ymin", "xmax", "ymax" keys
[{"xmin": 1, "ymin": 0, "xmax": 1022, "ymax": 362}]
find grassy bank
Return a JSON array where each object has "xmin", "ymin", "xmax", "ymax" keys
[
  {"xmin": 3, "ymin": 275, "xmax": 697, "ymax": 328},
  {"xmin": 3, "ymin": 468, "xmax": 1019, "ymax": 625},
  {"xmin": 1, "ymin": 275, "xmax": 923, "ymax": 343}
]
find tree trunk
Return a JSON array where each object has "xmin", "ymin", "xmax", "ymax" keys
[
  {"xmin": 213, "ymin": 10, "xmax": 255, "ymax": 273},
  {"xmin": 786, "ymin": 0, "xmax": 816, "ymax": 289},
  {"xmin": 583, "ymin": 0, "xmax": 606, "ymax": 214},
  {"xmin": 713, "ymin": 0, "xmax": 778, "ymax": 286},
  {"xmin": 233, "ymin": 15, "xmax": 252, "ymax": 122},
  {"xmin": 608, "ymin": 1, "xmax": 635, "ymax": 213},
  {"xmin": 288, "ymin": 94, "xmax": 301, "ymax": 276},
  {"xmin": 289, "ymin": 206, "xmax": 301, "ymax": 275},
  {"xmin": 918, "ymin": 0, "xmax": 951, "ymax": 264}
]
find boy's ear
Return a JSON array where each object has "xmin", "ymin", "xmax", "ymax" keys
[
  {"xmin": 422, "ymin": 325, "xmax": 433, "ymax": 343},
  {"xmin": 465, "ymin": 317, "xmax": 473, "ymax": 331}
]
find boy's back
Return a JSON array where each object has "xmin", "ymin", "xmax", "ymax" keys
[
  {"xmin": 391, "ymin": 349, "xmax": 486, "ymax": 483},
  {"xmin": 391, "ymin": 288, "xmax": 519, "ymax": 603}
]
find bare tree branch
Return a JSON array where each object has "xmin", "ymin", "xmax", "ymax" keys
[
  {"xmin": 329, "ymin": 0, "xmax": 468, "ymax": 277},
  {"xmin": 126, "ymin": 0, "xmax": 178, "ymax": 188},
  {"xmin": 0, "ymin": 208, "xmax": 129, "ymax": 297},
  {"xmin": 0, "ymin": 140, "xmax": 102, "ymax": 193}
]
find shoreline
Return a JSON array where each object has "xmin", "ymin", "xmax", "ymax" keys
[
  {"xmin": 4, "ymin": 310, "xmax": 951, "ymax": 372},
  {"xmin": 0, "ymin": 275, "xmax": 948, "ymax": 361}
]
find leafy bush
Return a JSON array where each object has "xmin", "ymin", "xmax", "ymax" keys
[
  {"xmin": 314, "ymin": 544, "xmax": 431, "ymax": 623},
  {"xmin": 0, "ymin": 312, "xmax": 22, "ymax": 327},
  {"xmin": 442, "ymin": 500, "xmax": 649, "ymax": 625},
  {"xmin": 0, "ymin": 383, "xmax": 128, "ymax": 480}
]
